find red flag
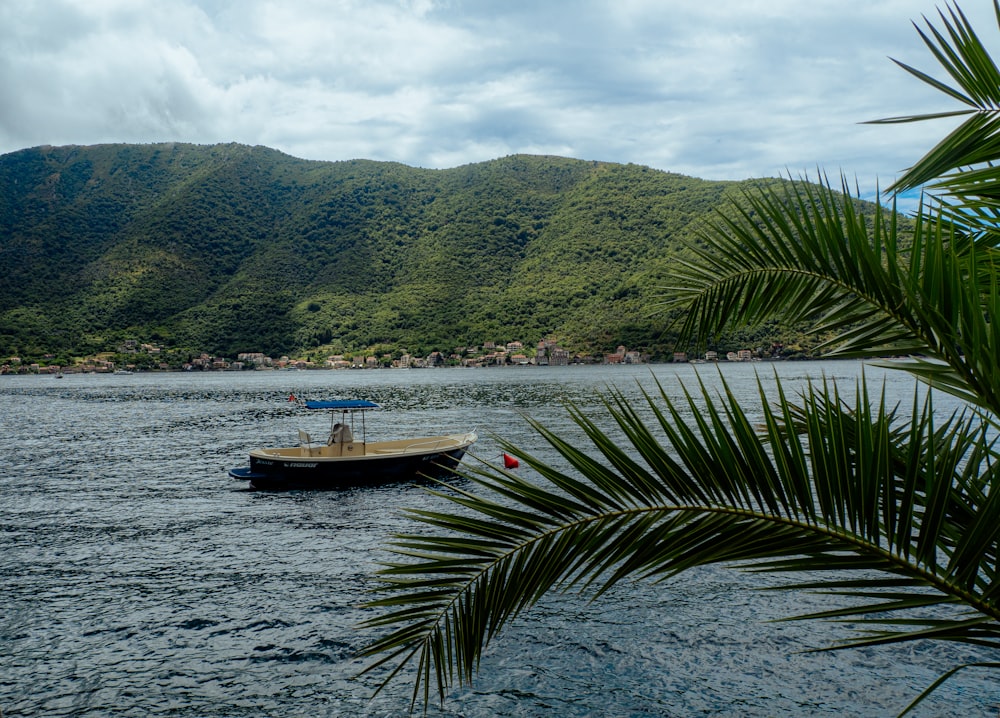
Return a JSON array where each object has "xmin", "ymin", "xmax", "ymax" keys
[
  {"xmin": 502, "ymin": 453, "xmax": 519, "ymax": 469},
  {"xmin": 288, "ymin": 394, "xmax": 297, "ymax": 402}
]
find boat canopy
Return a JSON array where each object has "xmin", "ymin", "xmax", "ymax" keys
[{"xmin": 304, "ymin": 400, "xmax": 380, "ymax": 411}]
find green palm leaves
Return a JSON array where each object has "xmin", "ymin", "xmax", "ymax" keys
[
  {"xmin": 360, "ymin": 2, "xmax": 1000, "ymax": 714},
  {"xmin": 666, "ymin": 174, "xmax": 1000, "ymax": 413},
  {"xmin": 871, "ymin": 1, "xmax": 1000, "ymax": 199},
  {"xmin": 360, "ymin": 372, "xmax": 1000, "ymax": 712}
]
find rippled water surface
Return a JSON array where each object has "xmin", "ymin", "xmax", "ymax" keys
[{"xmin": 1, "ymin": 362, "xmax": 997, "ymax": 716}]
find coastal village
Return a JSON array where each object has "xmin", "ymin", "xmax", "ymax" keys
[
  {"xmin": 2, "ymin": 338, "xmax": 635, "ymax": 374},
  {"xmin": 1, "ymin": 337, "xmax": 770, "ymax": 375}
]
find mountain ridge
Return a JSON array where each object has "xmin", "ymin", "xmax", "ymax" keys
[{"xmin": 0, "ymin": 142, "xmax": 794, "ymax": 363}]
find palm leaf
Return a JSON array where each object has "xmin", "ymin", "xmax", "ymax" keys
[
  {"xmin": 664, "ymin": 173, "xmax": 1000, "ymax": 417},
  {"xmin": 899, "ymin": 662, "xmax": 1000, "ymax": 716},
  {"xmin": 867, "ymin": 1, "xmax": 1000, "ymax": 198},
  {"xmin": 359, "ymin": 374, "xmax": 1000, "ymax": 711}
]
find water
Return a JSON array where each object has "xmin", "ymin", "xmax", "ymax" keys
[{"xmin": 1, "ymin": 362, "xmax": 996, "ymax": 716}]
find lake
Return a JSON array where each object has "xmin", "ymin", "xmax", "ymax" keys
[{"xmin": 0, "ymin": 361, "xmax": 996, "ymax": 716}]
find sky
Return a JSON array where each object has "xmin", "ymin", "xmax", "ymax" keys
[{"xmin": 2, "ymin": 1, "xmax": 997, "ymax": 200}]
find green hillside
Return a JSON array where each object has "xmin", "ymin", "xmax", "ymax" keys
[{"xmin": 0, "ymin": 143, "xmax": 800, "ymax": 364}]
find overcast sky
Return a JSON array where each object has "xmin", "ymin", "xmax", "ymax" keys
[{"xmin": 2, "ymin": 1, "xmax": 996, "ymax": 199}]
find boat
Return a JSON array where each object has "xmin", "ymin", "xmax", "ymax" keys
[{"xmin": 228, "ymin": 399, "xmax": 477, "ymax": 490}]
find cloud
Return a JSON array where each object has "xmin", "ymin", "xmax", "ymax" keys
[{"xmin": 0, "ymin": 0, "xmax": 992, "ymax": 197}]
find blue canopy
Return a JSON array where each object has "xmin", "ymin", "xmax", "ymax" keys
[{"xmin": 304, "ymin": 399, "xmax": 380, "ymax": 411}]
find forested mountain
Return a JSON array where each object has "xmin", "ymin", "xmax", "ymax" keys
[{"xmin": 0, "ymin": 143, "xmax": 799, "ymax": 363}]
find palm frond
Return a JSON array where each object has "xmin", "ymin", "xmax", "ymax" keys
[
  {"xmin": 866, "ymin": 1, "xmax": 1000, "ymax": 197},
  {"xmin": 664, "ymin": 173, "xmax": 1000, "ymax": 416},
  {"xmin": 359, "ymin": 373, "xmax": 1000, "ymax": 711}
]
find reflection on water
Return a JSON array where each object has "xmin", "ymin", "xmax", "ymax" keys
[{"xmin": 0, "ymin": 362, "xmax": 995, "ymax": 716}]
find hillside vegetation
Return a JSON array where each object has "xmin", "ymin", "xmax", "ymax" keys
[{"xmin": 0, "ymin": 143, "xmax": 805, "ymax": 363}]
